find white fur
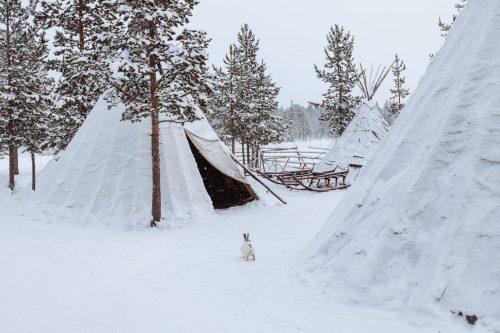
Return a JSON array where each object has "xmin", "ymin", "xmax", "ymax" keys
[{"xmin": 241, "ymin": 235, "xmax": 256, "ymax": 261}]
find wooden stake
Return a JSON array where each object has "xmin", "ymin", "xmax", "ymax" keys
[{"xmin": 231, "ymin": 156, "xmax": 287, "ymax": 205}]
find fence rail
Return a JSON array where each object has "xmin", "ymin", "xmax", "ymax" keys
[{"xmin": 234, "ymin": 145, "xmax": 330, "ymax": 173}]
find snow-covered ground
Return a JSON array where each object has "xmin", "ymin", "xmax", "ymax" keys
[
  {"xmin": 302, "ymin": 1, "xmax": 500, "ymax": 332},
  {"xmin": 0, "ymin": 153, "xmax": 471, "ymax": 333}
]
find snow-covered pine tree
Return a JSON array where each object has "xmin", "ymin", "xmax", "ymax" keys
[
  {"xmin": 0, "ymin": 0, "xmax": 30, "ymax": 190},
  {"xmin": 380, "ymin": 99, "xmax": 394, "ymax": 125},
  {"xmin": 210, "ymin": 44, "xmax": 242, "ymax": 153},
  {"xmin": 36, "ymin": 0, "xmax": 111, "ymax": 151},
  {"xmin": 210, "ymin": 24, "xmax": 284, "ymax": 166},
  {"xmin": 100, "ymin": 0, "xmax": 211, "ymax": 226},
  {"xmin": 315, "ymin": 25, "xmax": 360, "ymax": 136},
  {"xmin": 242, "ymin": 61, "xmax": 284, "ymax": 168},
  {"xmin": 388, "ymin": 54, "xmax": 410, "ymax": 117},
  {"xmin": 16, "ymin": 26, "xmax": 54, "ymax": 191},
  {"xmin": 249, "ymin": 61, "xmax": 283, "ymax": 150},
  {"xmin": 439, "ymin": 0, "xmax": 467, "ymax": 37},
  {"xmin": 234, "ymin": 23, "xmax": 260, "ymax": 164},
  {"xmin": 0, "ymin": 0, "xmax": 54, "ymax": 191},
  {"xmin": 277, "ymin": 103, "xmax": 332, "ymax": 142},
  {"xmin": 281, "ymin": 104, "xmax": 310, "ymax": 141}
]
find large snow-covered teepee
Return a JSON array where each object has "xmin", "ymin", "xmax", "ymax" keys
[
  {"xmin": 35, "ymin": 97, "xmax": 257, "ymax": 228},
  {"xmin": 314, "ymin": 101, "xmax": 390, "ymax": 182},
  {"xmin": 304, "ymin": 0, "xmax": 500, "ymax": 328}
]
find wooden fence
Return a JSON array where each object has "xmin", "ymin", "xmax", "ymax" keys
[{"xmin": 234, "ymin": 145, "xmax": 330, "ymax": 172}]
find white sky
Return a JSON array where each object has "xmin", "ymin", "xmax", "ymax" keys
[{"xmin": 190, "ymin": 0, "xmax": 458, "ymax": 107}]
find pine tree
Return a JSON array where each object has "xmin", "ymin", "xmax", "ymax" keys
[
  {"xmin": 380, "ymin": 99, "xmax": 394, "ymax": 125},
  {"xmin": 36, "ymin": 0, "xmax": 111, "ymax": 150},
  {"xmin": 233, "ymin": 23, "xmax": 260, "ymax": 156},
  {"xmin": 439, "ymin": 0, "xmax": 467, "ymax": 37},
  {"xmin": 210, "ymin": 44, "xmax": 242, "ymax": 153},
  {"xmin": 244, "ymin": 61, "xmax": 283, "ymax": 168},
  {"xmin": 0, "ymin": 0, "xmax": 31, "ymax": 190},
  {"xmin": 209, "ymin": 24, "xmax": 284, "ymax": 164},
  {"xmin": 250, "ymin": 61, "xmax": 283, "ymax": 146},
  {"xmin": 315, "ymin": 25, "xmax": 360, "ymax": 136},
  {"xmin": 16, "ymin": 27, "xmax": 54, "ymax": 191},
  {"xmin": 282, "ymin": 104, "xmax": 310, "ymax": 141},
  {"xmin": 100, "ymin": 0, "xmax": 211, "ymax": 226},
  {"xmin": 0, "ymin": 0, "xmax": 53, "ymax": 191},
  {"xmin": 388, "ymin": 54, "xmax": 410, "ymax": 117}
]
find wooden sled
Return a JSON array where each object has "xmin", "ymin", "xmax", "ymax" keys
[{"xmin": 258, "ymin": 169, "xmax": 350, "ymax": 192}]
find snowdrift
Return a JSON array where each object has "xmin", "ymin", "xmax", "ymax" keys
[
  {"xmin": 35, "ymin": 97, "xmax": 256, "ymax": 228},
  {"xmin": 303, "ymin": 0, "xmax": 500, "ymax": 329}
]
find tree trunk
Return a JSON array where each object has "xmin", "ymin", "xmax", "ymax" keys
[
  {"xmin": 78, "ymin": 0, "xmax": 87, "ymax": 118},
  {"xmin": 230, "ymin": 103, "xmax": 236, "ymax": 154},
  {"xmin": 151, "ymin": 111, "xmax": 161, "ymax": 226},
  {"xmin": 78, "ymin": 0, "xmax": 85, "ymax": 51},
  {"xmin": 9, "ymin": 145, "xmax": 15, "ymax": 191},
  {"xmin": 257, "ymin": 145, "xmax": 260, "ymax": 169},
  {"xmin": 247, "ymin": 142, "xmax": 251, "ymax": 169},
  {"xmin": 6, "ymin": 6, "xmax": 15, "ymax": 191},
  {"xmin": 241, "ymin": 140, "xmax": 246, "ymax": 166},
  {"xmin": 31, "ymin": 151, "xmax": 36, "ymax": 191},
  {"xmin": 13, "ymin": 147, "xmax": 19, "ymax": 175},
  {"xmin": 149, "ymin": 20, "xmax": 161, "ymax": 227}
]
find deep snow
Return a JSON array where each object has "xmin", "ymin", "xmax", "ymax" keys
[
  {"xmin": 303, "ymin": 0, "xmax": 500, "ymax": 331},
  {"xmin": 0, "ymin": 153, "xmax": 470, "ymax": 333}
]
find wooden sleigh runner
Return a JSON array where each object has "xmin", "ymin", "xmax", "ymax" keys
[{"xmin": 257, "ymin": 168, "xmax": 350, "ymax": 192}]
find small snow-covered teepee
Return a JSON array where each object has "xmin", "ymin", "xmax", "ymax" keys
[
  {"xmin": 304, "ymin": 0, "xmax": 500, "ymax": 328},
  {"xmin": 36, "ymin": 96, "xmax": 257, "ymax": 228},
  {"xmin": 314, "ymin": 64, "xmax": 391, "ymax": 182},
  {"xmin": 314, "ymin": 101, "xmax": 390, "ymax": 179}
]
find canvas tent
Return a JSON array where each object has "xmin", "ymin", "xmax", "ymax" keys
[
  {"xmin": 35, "ymin": 96, "xmax": 257, "ymax": 228},
  {"xmin": 314, "ymin": 61, "xmax": 392, "ymax": 183},
  {"xmin": 314, "ymin": 101, "xmax": 390, "ymax": 182},
  {"xmin": 304, "ymin": 0, "xmax": 500, "ymax": 328}
]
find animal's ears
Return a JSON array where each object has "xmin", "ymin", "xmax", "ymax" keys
[
  {"xmin": 246, "ymin": 233, "xmax": 250, "ymax": 240},
  {"xmin": 243, "ymin": 233, "xmax": 247, "ymax": 241}
]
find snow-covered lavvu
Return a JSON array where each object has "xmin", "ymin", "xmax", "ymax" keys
[{"xmin": 1, "ymin": 0, "xmax": 499, "ymax": 332}]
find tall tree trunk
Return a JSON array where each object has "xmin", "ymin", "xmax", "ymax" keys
[
  {"xmin": 8, "ymin": 145, "xmax": 15, "ymax": 191},
  {"xmin": 241, "ymin": 140, "xmax": 246, "ymax": 166},
  {"xmin": 230, "ymin": 104, "xmax": 236, "ymax": 154},
  {"xmin": 31, "ymin": 151, "xmax": 36, "ymax": 191},
  {"xmin": 6, "ymin": 8, "xmax": 15, "ymax": 191},
  {"xmin": 256, "ymin": 145, "xmax": 261, "ymax": 170},
  {"xmin": 247, "ymin": 142, "xmax": 251, "ymax": 168},
  {"xmin": 149, "ymin": 20, "xmax": 161, "ymax": 227},
  {"xmin": 78, "ymin": 0, "xmax": 85, "ymax": 51},
  {"xmin": 78, "ymin": 0, "xmax": 87, "ymax": 118},
  {"xmin": 13, "ymin": 146, "xmax": 19, "ymax": 175}
]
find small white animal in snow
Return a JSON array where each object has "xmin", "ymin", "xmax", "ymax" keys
[{"xmin": 241, "ymin": 233, "xmax": 256, "ymax": 261}]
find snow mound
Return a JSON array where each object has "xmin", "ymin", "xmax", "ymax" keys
[
  {"xmin": 35, "ymin": 97, "xmax": 215, "ymax": 229},
  {"xmin": 303, "ymin": 0, "xmax": 500, "ymax": 329}
]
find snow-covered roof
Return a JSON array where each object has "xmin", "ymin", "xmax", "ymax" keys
[
  {"xmin": 303, "ymin": 0, "xmax": 500, "ymax": 328},
  {"xmin": 314, "ymin": 100, "xmax": 390, "ymax": 173}
]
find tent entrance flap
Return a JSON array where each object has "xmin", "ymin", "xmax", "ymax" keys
[{"xmin": 187, "ymin": 137, "xmax": 256, "ymax": 209}]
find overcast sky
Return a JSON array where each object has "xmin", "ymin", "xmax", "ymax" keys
[{"xmin": 190, "ymin": 0, "xmax": 458, "ymax": 107}]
